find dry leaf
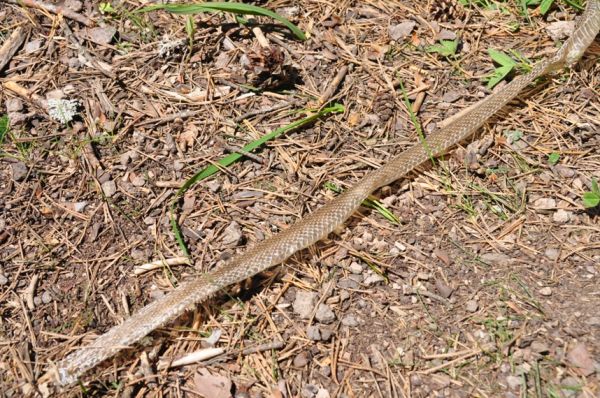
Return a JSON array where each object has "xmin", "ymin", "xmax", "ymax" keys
[{"xmin": 192, "ymin": 368, "xmax": 232, "ymax": 398}]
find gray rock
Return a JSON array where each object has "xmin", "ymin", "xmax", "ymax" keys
[
  {"xmin": 221, "ymin": 221, "xmax": 242, "ymax": 247},
  {"xmin": 293, "ymin": 351, "xmax": 310, "ymax": 368},
  {"xmin": 389, "ymin": 21, "xmax": 416, "ymax": 41},
  {"xmin": 338, "ymin": 278, "xmax": 359, "ymax": 290},
  {"xmin": 315, "ymin": 303, "xmax": 336, "ymax": 324},
  {"xmin": 442, "ymin": 90, "xmax": 461, "ymax": 103},
  {"xmin": 505, "ymin": 375, "xmax": 521, "ymax": 390},
  {"xmin": 435, "ymin": 279, "xmax": 453, "ymax": 298},
  {"xmin": 341, "ymin": 314, "xmax": 359, "ymax": 327},
  {"xmin": 567, "ymin": 343, "xmax": 595, "ymax": 376},
  {"xmin": 206, "ymin": 180, "xmax": 221, "ymax": 193},
  {"xmin": 88, "ymin": 26, "xmax": 117, "ymax": 45},
  {"xmin": 306, "ymin": 325, "xmax": 321, "ymax": 341},
  {"xmin": 552, "ymin": 209, "xmax": 570, "ymax": 223},
  {"xmin": 24, "ymin": 39, "xmax": 43, "ymax": 54},
  {"xmin": 6, "ymin": 98, "xmax": 23, "ymax": 112},
  {"xmin": 533, "ymin": 197, "xmax": 556, "ymax": 210},
  {"xmin": 465, "ymin": 300, "xmax": 479, "ymax": 313},
  {"xmin": 438, "ymin": 29, "xmax": 456, "ymax": 40},
  {"xmin": 539, "ymin": 287, "xmax": 553, "ymax": 296},
  {"xmin": 73, "ymin": 201, "xmax": 87, "ymax": 212},
  {"xmin": 555, "ymin": 165, "xmax": 575, "ymax": 178},
  {"xmin": 131, "ymin": 175, "xmax": 145, "ymax": 187},
  {"xmin": 339, "ymin": 290, "xmax": 350, "ymax": 302},
  {"xmin": 544, "ymin": 248, "xmax": 559, "ymax": 261},
  {"xmin": 301, "ymin": 384, "xmax": 318, "ymax": 398},
  {"xmin": 64, "ymin": 0, "xmax": 83, "ymax": 11},
  {"xmin": 101, "ymin": 180, "xmax": 117, "ymax": 197},
  {"xmin": 0, "ymin": 274, "xmax": 8, "ymax": 286},
  {"xmin": 320, "ymin": 328, "xmax": 332, "ymax": 341},
  {"xmin": 293, "ymin": 290, "xmax": 317, "ymax": 319},
  {"xmin": 349, "ymin": 262, "xmax": 363, "ymax": 274},
  {"xmin": 363, "ymin": 273, "xmax": 385, "ymax": 286},
  {"xmin": 41, "ymin": 291, "xmax": 53, "ymax": 304},
  {"xmin": 11, "ymin": 162, "xmax": 28, "ymax": 181}
]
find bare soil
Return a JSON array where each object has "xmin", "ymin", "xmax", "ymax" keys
[{"xmin": 0, "ymin": 0, "xmax": 599, "ymax": 397}]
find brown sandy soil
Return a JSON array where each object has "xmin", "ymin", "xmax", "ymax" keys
[{"xmin": 0, "ymin": 0, "xmax": 599, "ymax": 397}]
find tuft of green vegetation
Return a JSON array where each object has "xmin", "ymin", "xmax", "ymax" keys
[
  {"xmin": 582, "ymin": 178, "xmax": 600, "ymax": 209},
  {"xmin": 486, "ymin": 49, "xmax": 531, "ymax": 89},
  {"xmin": 175, "ymin": 104, "xmax": 344, "ymax": 197},
  {"xmin": 0, "ymin": 115, "xmax": 8, "ymax": 146},
  {"xmin": 139, "ymin": 2, "xmax": 306, "ymax": 41},
  {"xmin": 547, "ymin": 152, "xmax": 560, "ymax": 165},
  {"xmin": 170, "ymin": 104, "xmax": 344, "ymax": 255},
  {"xmin": 185, "ymin": 15, "xmax": 195, "ymax": 49},
  {"xmin": 98, "ymin": 1, "xmax": 156, "ymax": 40},
  {"xmin": 426, "ymin": 39, "xmax": 459, "ymax": 57}
]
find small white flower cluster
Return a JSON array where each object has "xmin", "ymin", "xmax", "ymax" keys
[{"xmin": 48, "ymin": 98, "xmax": 79, "ymax": 124}]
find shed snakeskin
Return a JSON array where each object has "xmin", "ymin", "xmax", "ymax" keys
[{"xmin": 54, "ymin": 1, "xmax": 600, "ymax": 386}]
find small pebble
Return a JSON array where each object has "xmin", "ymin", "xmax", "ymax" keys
[
  {"xmin": 363, "ymin": 273, "xmax": 385, "ymax": 286},
  {"xmin": 533, "ymin": 197, "xmax": 556, "ymax": 210},
  {"xmin": 341, "ymin": 314, "xmax": 359, "ymax": 327},
  {"xmin": 552, "ymin": 209, "xmax": 570, "ymax": 223},
  {"xmin": 293, "ymin": 351, "xmax": 310, "ymax": 368},
  {"xmin": 221, "ymin": 221, "xmax": 242, "ymax": 247},
  {"xmin": 544, "ymin": 248, "xmax": 560, "ymax": 261},
  {"xmin": 465, "ymin": 300, "xmax": 479, "ymax": 313},
  {"xmin": 320, "ymin": 328, "xmax": 332, "ymax": 341},
  {"xmin": 88, "ymin": 26, "xmax": 117, "ymax": 45},
  {"xmin": 25, "ymin": 40, "xmax": 43, "ymax": 54},
  {"xmin": 306, "ymin": 325, "xmax": 321, "ymax": 341},
  {"xmin": 6, "ymin": 98, "xmax": 23, "ymax": 112},
  {"xmin": 41, "ymin": 291, "xmax": 52, "ymax": 304},
  {"xmin": 0, "ymin": 274, "xmax": 8, "ymax": 286},
  {"xmin": 388, "ymin": 21, "xmax": 416, "ymax": 41},
  {"xmin": 73, "ymin": 201, "xmax": 87, "ymax": 212},
  {"xmin": 435, "ymin": 279, "xmax": 453, "ymax": 298},
  {"xmin": 349, "ymin": 262, "xmax": 363, "ymax": 274},
  {"xmin": 293, "ymin": 291, "xmax": 317, "ymax": 319},
  {"xmin": 131, "ymin": 175, "xmax": 145, "ymax": 187},
  {"xmin": 101, "ymin": 180, "xmax": 117, "ymax": 197},
  {"xmin": 539, "ymin": 287, "xmax": 553, "ymax": 296},
  {"xmin": 315, "ymin": 303, "xmax": 336, "ymax": 324},
  {"xmin": 506, "ymin": 375, "xmax": 521, "ymax": 390},
  {"xmin": 480, "ymin": 252, "xmax": 510, "ymax": 265},
  {"xmin": 11, "ymin": 162, "xmax": 28, "ymax": 181}
]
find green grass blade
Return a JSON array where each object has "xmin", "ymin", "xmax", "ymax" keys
[
  {"xmin": 397, "ymin": 79, "xmax": 434, "ymax": 163},
  {"xmin": 0, "ymin": 115, "xmax": 8, "ymax": 146},
  {"xmin": 139, "ymin": 2, "xmax": 306, "ymax": 40},
  {"xmin": 170, "ymin": 203, "xmax": 191, "ymax": 256},
  {"xmin": 487, "ymin": 64, "xmax": 514, "ymax": 89},
  {"xmin": 488, "ymin": 49, "xmax": 517, "ymax": 66},
  {"xmin": 176, "ymin": 103, "xmax": 343, "ymax": 197}
]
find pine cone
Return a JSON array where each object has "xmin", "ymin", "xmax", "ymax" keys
[{"xmin": 430, "ymin": 0, "xmax": 465, "ymax": 22}]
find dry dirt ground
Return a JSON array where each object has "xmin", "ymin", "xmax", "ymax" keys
[{"xmin": 1, "ymin": 0, "xmax": 599, "ymax": 397}]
